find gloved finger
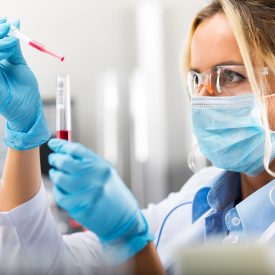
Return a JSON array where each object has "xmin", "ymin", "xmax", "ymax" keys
[
  {"xmin": 7, "ymin": 20, "xmax": 26, "ymax": 65},
  {"xmin": 48, "ymin": 153, "xmax": 83, "ymax": 174},
  {"xmin": 49, "ymin": 169, "xmax": 76, "ymax": 193},
  {"xmin": 0, "ymin": 37, "xmax": 18, "ymax": 51},
  {"xmin": 53, "ymin": 183, "xmax": 100, "ymax": 212},
  {"xmin": 48, "ymin": 152, "xmax": 103, "ymax": 175},
  {"xmin": 48, "ymin": 139, "xmax": 97, "ymax": 160},
  {"xmin": 49, "ymin": 167, "xmax": 102, "ymax": 194},
  {"xmin": 9, "ymin": 19, "xmax": 20, "ymax": 29},
  {"xmin": 0, "ymin": 17, "xmax": 7, "ymax": 24},
  {"xmin": 49, "ymin": 168, "xmax": 64, "ymax": 185},
  {"xmin": 0, "ymin": 47, "xmax": 15, "ymax": 61},
  {"xmin": 0, "ymin": 23, "xmax": 10, "ymax": 39}
]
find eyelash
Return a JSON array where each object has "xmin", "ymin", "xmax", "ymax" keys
[{"xmin": 222, "ymin": 70, "xmax": 246, "ymax": 82}]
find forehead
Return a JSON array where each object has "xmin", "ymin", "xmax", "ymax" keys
[{"xmin": 191, "ymin": 12, "xmax": 243, "ymax": 72}]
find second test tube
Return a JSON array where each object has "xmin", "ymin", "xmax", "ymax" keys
[{"xmin": 56, "ymin": 75, "xmax": 72, "ymax": 141}]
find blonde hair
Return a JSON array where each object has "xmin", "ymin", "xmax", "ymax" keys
[{"xmin": 183, "ymin": 0, "xmax": 275, "ymax": 176}]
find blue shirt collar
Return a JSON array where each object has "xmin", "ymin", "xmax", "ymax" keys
[
  {"xmin": 192, "ymin": 170, "xmax": 241, "ymax": 223},
  {"xmin": 207, "ymin": 170, "xmax": 241, "ymax": 210}
]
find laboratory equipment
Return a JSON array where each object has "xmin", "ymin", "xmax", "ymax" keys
[
  {"xmin": 56, "ymin": 75, "xmax": 71, "ymax": 141},
  {"xmin": 9, "ymin": 25, "xmax": 64, "ymax": 62}
]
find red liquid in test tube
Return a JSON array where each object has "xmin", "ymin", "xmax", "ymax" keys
[
  {"xmin": 57, "ymin": 130, "xmax": 72, "ymax": 141},
  {"xmin": 9, "ymin": 25, "xmax": 65, "ymax": 62},
  {"xmin": 56, "ymin": 75, "xmax": 71, "ymax": 141},
  {"xmin": 29, "ymin": 41, "xmax": 65, "ymax": 62}
]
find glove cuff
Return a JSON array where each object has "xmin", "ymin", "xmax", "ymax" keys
[
  {"xmin": 102, "ymin": 213, "xmax": 155, "ymax": 265},
  {"xmin": 4, "ymin": 111, "xmax": 51, "ymax": 150}
]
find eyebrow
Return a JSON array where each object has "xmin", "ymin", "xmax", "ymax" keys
[{"xmin": 190, "ymin": 60, "xmax": 244, "ymax": 72}]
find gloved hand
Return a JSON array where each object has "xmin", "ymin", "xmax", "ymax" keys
[
  {"xmin": 0, "ymin": 18, "xmax": 50, "ymax": 150},
  {"xmin": 48, "ymin": 138, "xmax": 154, "ymax": 265}
]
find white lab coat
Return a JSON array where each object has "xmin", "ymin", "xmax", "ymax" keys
[{"xmin": 0, "ymin": 167, "xmax": 222, "ymax": 274}]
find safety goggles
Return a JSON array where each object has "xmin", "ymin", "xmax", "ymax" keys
[{"xmin": 187, "ymin": 65, "xmax": 270, "ymax": 97}]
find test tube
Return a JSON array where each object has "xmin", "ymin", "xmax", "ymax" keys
[
  {"xmin": 9, "ymin": 25, "xmax": 65, "ymax": 62},
  {"xmin": 56, "ymin": 75, "xmax": 72, "ymax": 141}
]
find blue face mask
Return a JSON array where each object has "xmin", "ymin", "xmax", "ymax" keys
[{"xmin": 191, "ymin": 93, "xmax": 275, "ymax": 176}]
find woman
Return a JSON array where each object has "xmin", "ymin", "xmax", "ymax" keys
[{"xmin": 1, "ymin": 0, "xmax": 275, "ymax": 274}]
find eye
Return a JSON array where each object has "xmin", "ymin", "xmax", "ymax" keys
[
  {"xmin": 221, "ymin": 70, "xmax": 246, "ymax": 84},
  {"xmin": 193, "ymin": 74, "xmax": 199, "ymax": 88}
]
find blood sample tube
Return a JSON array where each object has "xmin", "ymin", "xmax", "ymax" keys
[
  {"xmin": 9, "ymin": 25, "xmax": 65, "ymax": 62},
  {"xmin": 56, "ymin": 75, "xmax": 72, "ymax": 141}
]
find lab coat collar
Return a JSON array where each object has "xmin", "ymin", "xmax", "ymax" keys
[{"xmin": 235, "ymin": 179, "xmax": 275, "ymax": 237}]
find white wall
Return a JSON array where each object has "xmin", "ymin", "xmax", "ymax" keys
[{"xmin": 1, "ymin": 0, "xmax": 208, "ymax": 197}]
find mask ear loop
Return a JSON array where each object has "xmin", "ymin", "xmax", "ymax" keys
[
  {"xmin": 188, "ymin": 143, "xmax": 198, "ymax": 173},
  {"xmin": 187, "ymin": 142, "xmax": 209, "ymax": 173},
  {"xmin": 263, "ymin": 135, "xmax": 275, "ymax": 178},
  {"xmin": 269, "ymin": 185, "xmax": 275, "ymax": 207},
  {"xmin": 260, "ymin": 93, "xmax": 275, "ymax": 177}
]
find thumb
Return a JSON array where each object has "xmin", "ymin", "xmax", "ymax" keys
[{"xmin": 8, "ymin": 19, "xmax": 26, "ymax": 65}]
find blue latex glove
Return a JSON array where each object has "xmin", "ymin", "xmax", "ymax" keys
[
  {"xmin": 0, "ymin": 18, "xmax": 50, "ymax": 150},
  {"xmin": 48, "ymin": 138, "xmax": 154, "ymax": 265}
]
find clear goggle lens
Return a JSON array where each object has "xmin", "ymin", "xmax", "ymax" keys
[{"xmin": 187, "ymin": 65, "xmax": 270, "ymax": 97}]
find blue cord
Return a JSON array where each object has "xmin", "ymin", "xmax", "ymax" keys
[{"xmin": 155, "ymin": 201, "xmax": 192, "ymax": 249}]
